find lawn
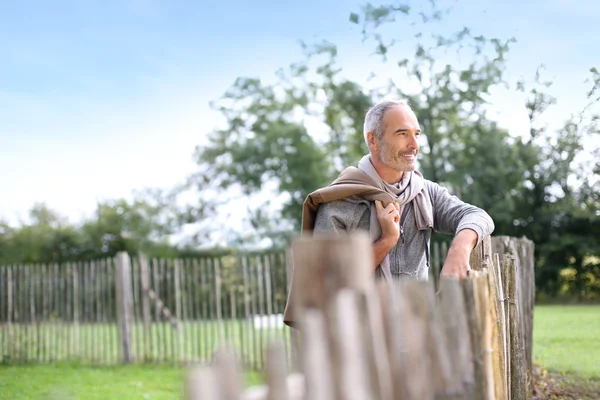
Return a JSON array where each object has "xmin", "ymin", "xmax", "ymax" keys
[
  {"xmin": 0, "ymin": 363, "xmax": 263, "ymax": 400},
  {"xmin": 533, "ymin": 305, "xmax": 600, "ymax": 379},
  {"xmin": 0, "ymin": 305, "xmax": 597, "ymax": 399}
]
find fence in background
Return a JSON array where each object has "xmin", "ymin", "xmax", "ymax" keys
[
  {"xmin": 0, "ymin": 250, "xmax": 290, "ymax": 368},
  {"xmin": 0, "ymin": 240, "xmax": 478, "ymax": 369},
  {"xmin": 186, "ymin": 234, "xmax": 536, "ymax": 400}
]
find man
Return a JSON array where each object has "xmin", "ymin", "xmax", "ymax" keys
[{"xmin": 283, "ymin": 99, "xmax": 495, "ymax": 327}]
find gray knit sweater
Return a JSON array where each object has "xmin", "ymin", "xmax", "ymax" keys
[{"xmin": 312, "ymin": 180, "xmax": 495, "ymax": 279}]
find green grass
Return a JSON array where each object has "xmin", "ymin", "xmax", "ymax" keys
[
  {"xmin": 0, "ymin": 362, "xmax": 264, "ymax": 400},
  {"xmin": 2, "ymin": 305, "xmax": 598, "ymax": 399},
  {"xmin": 1, "ymin": 320, "xmax": 290, "ymax": 367},
  {"xmin": 533, "ymin": 305, "xmax": 600, "ymax": 379}
]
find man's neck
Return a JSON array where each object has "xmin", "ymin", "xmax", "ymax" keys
[{"xmin": 370, "ymin": 154, "xmax": 404, "ymax": 185}]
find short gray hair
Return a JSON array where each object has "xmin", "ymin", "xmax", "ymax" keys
[{"xmin": 363, "ymin": 99, "xmax": 410, "ymax": 148}]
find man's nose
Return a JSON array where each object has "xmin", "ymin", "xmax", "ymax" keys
[{"xmin": 408, "ymin": 133, "xmax": 419, "ymax": 150}]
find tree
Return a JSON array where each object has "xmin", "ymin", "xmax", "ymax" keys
[
  {"xmin": 190, "ymin": 2, "xmax": 600, "ymax": 299},
  {"xmin": 514, "ymin": 67, "xmax": 600, "ymax": 300},
  {"xmin": 0, "ymin": 203, "xmax": 82, "ymax": 264},
  {"xmin": 350, "ymin": 4, "xmax": 525, "ymax": 236},
  {"xmin": 0, "ymin": 189, "xmax": 191, "ymax": 264},
  {"xmin": 191, "ymin": 2, "xmax": 525, "ymax": 242}
]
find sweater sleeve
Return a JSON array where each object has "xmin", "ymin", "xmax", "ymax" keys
[
  {"xmin": 313, "ymin": 197, "xmax": 371, "ymax": 235},
  {"xmin": 426, "ymin": 181, "xmax": 495, "ymax": 245}
]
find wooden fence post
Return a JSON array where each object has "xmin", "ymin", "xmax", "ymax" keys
[
  {"xmin": 288, "ymin": 233, "xmax": 375, "ymax": 399},
  {"xmin": 505, "ymin": 254, "xmax": 527, "ymax": 400},
  {"xmin": 140, "ymin": 253, "xmax": 152, "ymax": 361},
  {"xmin": 174, "ymin": 259, "xmax": 183, "ymax": 363},
  {"xmin": 115, "ymin": 252, "xmax": 134, "ymax": 364},
  {"xmin": 492, "ymin": 236, "xmax": 535, "ymax": 398},
  {"xmin": 266, "ymin": 341, "xmax": 289, "ymax": 400},
  {"xmin": 470, "ymin": 235, "xmax": 493, "ymax": 271},
  {"xmin": 72, "ymin": 263, "xmax": 80, "ymax": 357},
  {"xmin": 6, "ymin": 267, "xmax": 12, "ymax": 361}
]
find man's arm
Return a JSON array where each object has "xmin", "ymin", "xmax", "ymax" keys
[
  {"xmin": 372, "ymin": 200, "xmax": 400, "ymax": 269},
  {"xmin": 440, "ymin": 228, "xmax": 478, "ymax": 279},
  {"xmin": 427, "ymin": 181, "xmax": 495, "ymax": 279},
  {"xmin": 313, "ymin": 199, "xmax": 400, "ymax": 270}
]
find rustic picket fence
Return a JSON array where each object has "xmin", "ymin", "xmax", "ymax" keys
[
  {"xmin": 0, "ymin": 242, "xmax": 454, "ymax": 368},
  {"xmin": 185, "ymin": 234, "xmax": 535, "ymax": 400},
  {"xmin": 0, "ymin": 251, "xmax": 291, "ymax": 367}
]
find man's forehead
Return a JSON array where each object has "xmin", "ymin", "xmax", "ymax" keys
[{"xmin": 383, "ymin": 105, "xmax": 420, "ymax": 125}]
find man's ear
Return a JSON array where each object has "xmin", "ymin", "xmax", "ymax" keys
[{"xmin": 367, "ymin": 131, "xmax": 377, "ymax": 150}]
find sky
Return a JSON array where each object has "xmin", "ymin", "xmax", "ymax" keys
[{"xmin": 1, "ymin": 0, "xmax": 599, "ymax": 234}]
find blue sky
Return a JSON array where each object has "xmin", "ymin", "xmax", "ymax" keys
[{"xmin": 1, "ymin": 0, "xmax": 598, "ymax": 229}]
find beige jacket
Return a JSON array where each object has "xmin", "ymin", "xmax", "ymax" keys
[{"xmin": 283, "ymin": 167, "xmax": 395, "ymax": 328}]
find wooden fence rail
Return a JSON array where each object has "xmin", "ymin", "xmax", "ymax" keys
[
  {"xmin": 0, "ymin": 251, "xmax": 291, "ymax": 367},
  {"xmin": 0, "ymin": 242, "xmax": 453, "ymax": 368},
  {"xmin": 186, "ymin": 234, "xmax": 535, "ymax": 400}
]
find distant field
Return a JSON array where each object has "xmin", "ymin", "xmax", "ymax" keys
[{"xmin": 533, "ymin": 305, "xmax": 600, "ymax": 379}]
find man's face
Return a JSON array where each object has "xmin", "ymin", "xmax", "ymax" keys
[{"xmin": 372, "ymin": 105, "xmax": 421, "ymax": 172}]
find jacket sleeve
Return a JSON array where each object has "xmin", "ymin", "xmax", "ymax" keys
[
  {"xmin": 313, "ymin": 198, "xmax": 371, "ymax": 235},
  {"xmin": 426, "ymin": 181, "xmax": 495, "ymax": 245}
]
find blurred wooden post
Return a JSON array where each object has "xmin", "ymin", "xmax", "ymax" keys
[
  {"xmin": 140, "ymin": 253, "xmax": 152, "ymax": 361},
  {"xmin": 6, "ymin": 267, "xmax": 12, "ymax": 361},
  {"xmin": 333, "ymin": 290, "xmax": 372, "ymax": 400},
  {"xmin": 186, "ymin": 366, "xmax": 219, "ymax": 399},
  {"xmin": 361, "ymin": 289, "xmax": 393, "ymax": 400},
  {"xmin": 438, "ymin": 276, "xmax": 474, "ymax": 397},
  {"xmin": 115, "ymin": 252, "xmax": 134, "ymax": 364},
  {"xmin": 288, "ymin": 233, "xmax": 375, "ymax": 326},
  {"xmin": 266, "ymin": 341, "xmax": 289, "ymax": 400},
  {"xmin": 214, "ymin": 349, "xmax": 243, "ymax": 400},
  {"xmin": 289, "ymin": 233, "xmax": 375, "ymax": 399},
  {"xmin": 404, "ymin": 280, "xmax": 452, "ymax": 399},
  {"xmin": 377, "ymin": 281, "xmax": 407, "ymax": 399},
  {"xmin": 73, "ymin": 263, "xmax": 80, "ymax": 357},
  {"xmin": 174, "ymin": 259, "xmax": 183, "ymax": 363},
  {"xmin": 301, "ymin": 310, "xmax": 334, "ymax": 400},
  {"xmin": 463, "ymin": 271, "xmax": 492, "ymax": 400}
]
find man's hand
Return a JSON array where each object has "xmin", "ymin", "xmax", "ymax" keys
[
  {"xmin": 440, "ymin": 228, "xmax": 478, "ymax": 280},
  {"xmin": 376, "ymin": 200, "xmax": 400, "ymax": 242},
  {"xmin": 372, "ymin": 200, "xmax": 400, "ymax": 269}
]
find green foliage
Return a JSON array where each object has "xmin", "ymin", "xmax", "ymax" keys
[
  {"xmin": 2, "ymin": 2, "xmax": 596, "ymax": 300},
  {"xmin": 509, "ymin": 67, "xmax": 600, "ymax": 300},
  {"xmin": 189, "ymin": 2, "xmax": 600, "ymax": 299},
  {"xmin": 0, "ymin": 189, "xmax": 201, "ymax": 265},
  {"xmin": 190, "ymin": 41, "xmax": 375, "ymax": 234}
]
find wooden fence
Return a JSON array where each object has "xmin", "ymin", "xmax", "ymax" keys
[
  {"xmin": 186, "ymin": 234, "xmax": 535, "ymax": 400},
  {"xmin": 0, "ymin": 250, "xmax": 291, "ymax": 367},
  {"xmin": 0, "ymin": 239, "xmax": 527, "ymax": 373}
]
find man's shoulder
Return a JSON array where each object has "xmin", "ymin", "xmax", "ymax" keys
[
  {"xmin": 314, "ymin": 195, "xmax": 371, "ymax": 232},
  {"xmin": 316, "ymin": 195, "xmax": 371, "ymax": 223},
  {"xmin": 318, "ymin": 195, "xmax": 371, "ymax": 212},
  {"xmin": 423, "ymin": 178, "xmax": 450, "ymax": 195}
]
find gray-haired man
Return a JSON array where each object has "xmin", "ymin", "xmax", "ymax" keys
[{"xmin": 283, "ymin": 99, "xmax": 494, "ymax": 327}]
